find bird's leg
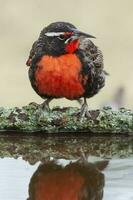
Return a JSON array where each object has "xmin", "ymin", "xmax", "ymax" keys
[
  {"xmin": 35, "ymin": 98, "xmax": 53, "ymax": 119},
  {"xmin": 80, "ymin": 97, "xmax": 91, "ymax": 122},
  {"xmin": 41, "ymin": 98, "xmax": 53, "ymax": 111}
]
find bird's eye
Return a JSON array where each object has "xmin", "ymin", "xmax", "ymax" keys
[{"xmin": 57, "ymin": 35, "xmax": 66, "ymax": 40}]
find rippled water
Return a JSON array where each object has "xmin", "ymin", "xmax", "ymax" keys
[{"xmin": 0, "ymin": 157, "xmax": 133, "ymax": 200}]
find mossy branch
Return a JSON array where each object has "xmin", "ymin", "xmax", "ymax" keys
[{"xmin": 0, "ymin": 103, "xmax": 133, "ymax": 134}]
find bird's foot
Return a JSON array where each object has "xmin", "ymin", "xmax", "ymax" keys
[
  {"xmin": 34, "ymin": 98, "xmax": 53, "ymax": 120},
  {"xmin": 40, "ymin": 100, "xmax": 51, "ymax": 112},
  {"xmin": 80, "ymin": 99, "xmax": 91, "ymax": 122}
]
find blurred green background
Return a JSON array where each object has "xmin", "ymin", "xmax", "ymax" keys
[{"xmin": 0, "ymin": 0, "xmax": 132, "ymax": 109}]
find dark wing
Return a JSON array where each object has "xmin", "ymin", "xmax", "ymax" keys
[
  {"xmin": 26, "ymin": 40, "xmax": 38, "ymax": 66},
  {"xmin": 26, "ymin": 33, "xmax": 47, "ymax": 67},
  {"xmin": 79, "ymin": 38, "xmax": 106, "ymax": 98}
]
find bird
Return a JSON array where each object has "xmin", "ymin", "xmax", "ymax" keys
[
  {"xmin": 26, "ymin": 22, "xmax": 105, "ymax": 119},
  {"xmin": 27, "ymin": 158, "xmax": 109, "ymax": 200}
]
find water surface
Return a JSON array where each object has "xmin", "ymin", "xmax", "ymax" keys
[{"xmin": 0, "ymin": 157, "xmax": 133, "ymax": 200}]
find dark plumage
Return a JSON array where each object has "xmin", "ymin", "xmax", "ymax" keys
[{"xmin": 26, "ymin": 22, "xmax": 106, "ymax": 119}]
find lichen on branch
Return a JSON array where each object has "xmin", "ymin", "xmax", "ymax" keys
[{"xmin": 0, "ymin": 103, "xmax": 133, "ymax": 134}]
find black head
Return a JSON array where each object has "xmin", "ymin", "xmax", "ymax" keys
[{"xmin": 37, "ymin": 22, "xmax": 95, "ymax": 56}]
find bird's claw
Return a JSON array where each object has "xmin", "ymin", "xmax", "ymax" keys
[
  {"xmin": 80, "ymin": 99, "xmax": 91, "ymax": 122},
  {"xmin": 34, "ymin": 99, "xmax": 52, "ymax": 120}
]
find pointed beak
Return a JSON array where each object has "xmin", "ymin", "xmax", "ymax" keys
[{"xmin": 72, "ymin": 28, "xmax": 96, "ymax": 39}]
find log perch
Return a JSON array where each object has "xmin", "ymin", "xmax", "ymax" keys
[
  {"xmin": 0, "ymin": 103, "xmax": 133, "ymax": 163},
  {"xmin": 0, "ymin": 103, "xmax": 133, "ymax": 134}
]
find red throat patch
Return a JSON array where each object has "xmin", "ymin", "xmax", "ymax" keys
[
  {"xmin": 65, "ymin": 39, "xmax": 80, "ymax": 53},
  {"xmin": 35, "ymin": 54, "xmax": 85, "ymax": 99}
]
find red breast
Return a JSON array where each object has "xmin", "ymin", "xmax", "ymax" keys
[{"xmin": 35, "ymin": 54, "xmax": 85, "ymax": 99}]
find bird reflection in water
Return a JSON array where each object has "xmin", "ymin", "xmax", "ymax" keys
[{"xmin": 27, "ymin": 158, "xmax": 109, "ymax": 200}]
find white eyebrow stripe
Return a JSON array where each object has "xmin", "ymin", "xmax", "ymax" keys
[{"xmin": 45, "ymin": 32, "xmax": 65, "ymax": 37}]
